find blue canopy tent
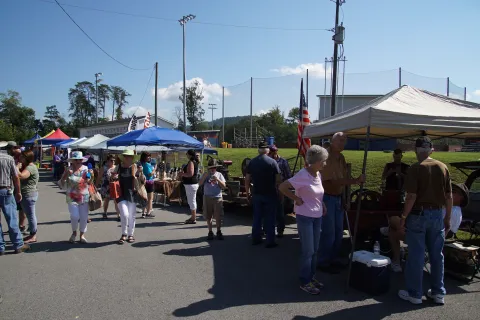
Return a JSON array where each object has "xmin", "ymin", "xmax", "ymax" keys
[
  {"xmin": 55, "ymin": 139, "xmax": 75, "ymax": 147},
  {"xmin": 23, "ymin": 133, "xmax": 41, "ymax": 145},
  {"xmin": 106, "ymin": 127, "xmax": 204, "ymax": 149}
]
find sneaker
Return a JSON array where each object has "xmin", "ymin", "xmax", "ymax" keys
[
  {"xmin": 391, "ymin": 262, "xmax": 403, "ymax": 273},
  {"xmin": 427, "ymin": 289, "xmax": 445, "ymax": 305},
  {"xmin": 14, "ymin": 244, "xmax": 31, "ymax": 254},
  {"xmin": 69, "ymin": 234, "xmax": 76, "ymax": 243},
  {"xmin": 216, "ymin": 230, "xmax": 224, "ymax": 240},
  {"xmin": 300, "ymin": 282, "xmax": 321, "ymax": 295},
  {"xmin": 207, "ymin": 231, "xmax": 214, "ymax": 241},
  {"xmin": 380, "ymin": 227, "xmax": 389, "ymax": 237},
  {"xmin": 311, "ymin": 278, "xmax": 325, "ymax": 289},
  {"xmin": 398, "ymin": 290, "xmax": 422, "ymax": 305},
  {"xmin": 141, "ymin": 213, "xmax": 146, "ymax": 219}
]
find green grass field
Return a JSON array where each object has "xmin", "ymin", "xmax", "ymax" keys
[{"xmin": 213, "ymin": 148, "xmax": 480, "ymax": 191}]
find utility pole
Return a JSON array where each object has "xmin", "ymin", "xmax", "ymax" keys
[
  {"xmin": 155, "ymin": 62, "xmax": 158, "ymax": 126},
  {"xmin": 330, "ymin": 0, "xmax": 344, "ymax": 117},
  {"xmin": 208, "ymin": 103, "xmax": 217, "ymax": 130},
  {"xmin": 179, "ymin": 14, "xmax": 196, "ymax": 133},
  {"xmin": 94, "ymin": 72, "xmax": 102, "ymax": 123}
]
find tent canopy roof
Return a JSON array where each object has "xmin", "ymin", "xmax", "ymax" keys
[
  {"xmin": 24, "ymin": 133, "xmax": 42, "ymax": 144},
  {"xmin": 304, "ymin": 86, "xmax": 480, "ymax": 139},
  {"xmin": 106, "ymin": 127, "xmax": 204, "ymax": 149},
  {"xmin": 75, "ymin": 134, "xmax": 110, "ymax": 149},
  {"xmin": 39, "ymin": 128, "xmax": 71, "ymax": 144}
]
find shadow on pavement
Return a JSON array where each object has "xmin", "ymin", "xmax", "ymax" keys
[{"xmin": 27, "ymin": 240, "xmax": 118, "ymax": 253}]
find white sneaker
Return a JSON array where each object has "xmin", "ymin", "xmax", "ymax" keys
[
  {"xmin": 398, "ymin": 290, "xmax": 422, "ymax": 304},
  {"xmin": 380, "ymin": 227, "xmax": 389, "ymax": 237},
  {"xmin": 391, "ymin": 263, "xmax": 403, "ymax": 273},
  {"xmin": 427, "ymin": 289, "xmax": 445, "ymax": 304}
]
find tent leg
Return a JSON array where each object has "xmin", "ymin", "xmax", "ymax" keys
[{"xmin": 345, "ymin": 126, "xmax": 371, "ymax": 293}]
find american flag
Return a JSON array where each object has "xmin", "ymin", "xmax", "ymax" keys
[
  {"xmin": 144, "ymin": 112, "xmax": 151, "ymax": 128},
  {"xmin": 128, "ymin": 114, "xmax": 138, "ymax": 132},
  {"xmin": 297, "ymin": 78, "xmax": 311, "ymax": 158}
]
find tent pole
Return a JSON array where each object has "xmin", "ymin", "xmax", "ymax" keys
[{"xmin": 345, "ymin": 125, "xmax": 371, "ymax": 293}]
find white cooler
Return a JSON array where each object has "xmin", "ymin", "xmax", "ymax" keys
[{"xmin": 350, "ymin": 250, "xmax": 391, "ymax": 295}]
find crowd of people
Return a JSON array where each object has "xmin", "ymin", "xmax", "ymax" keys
[{"xmin": 0, "ymin": 133, "xmax": 468, "ymax": 305}]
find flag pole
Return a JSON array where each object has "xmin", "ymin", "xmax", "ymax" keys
[{"xmin": 292, "ymin": 78, "xmax": 305, "ymax": 175}]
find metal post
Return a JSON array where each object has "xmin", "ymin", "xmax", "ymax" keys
[
  {"xmin": 306, "ymin": 69, "xmax": 309, "ymax": 109},
  {"xmin": 222, "ymin": 86, "xmax": 225, "ymax": 143},
  {"xmin": 464, "ymin": 87, "xmax": 467, "ymax": 100},
  {"xmin": 399, "ymin": 67, "xmax": 402, "ymax": 88},
  {"xmin": 182, "ymin": 23, "xmax": 187, "ymax": 132},
  {"xmin": 155, "ymin": 62, "xmax": 158, "ymax": 126},
  {"xmin": 322, "ymin": 57, "xmax": 327, "ymax": 120},
  {"xmin": 250, "ymin": 77, "xmax": 253, "ymax": 147},
  {"xmin": 208, "ymin": 103, "xmax": 217, "ymax": 130},
  {"xmin": 330, "ymin": 0, "xmax": 341, "ymax": 117},
  {"xmin": 341, "ymin": 57, "xmax": 346, "ymax": 113},
  {"xmin": 95, "ymin": 73, "xmax": 99, "ymax": 123},
  {"xmin": 447, "ymin": 77, "xmax": 450, "ymax": 97},
  {"xmin": 345, "ymin": 125, "xmax": 371, "ymax": 293}
]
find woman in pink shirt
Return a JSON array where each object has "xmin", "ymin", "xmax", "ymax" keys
[{"xmin": 279, "ymin": 145, "xmax": 328, "ymax": 295}]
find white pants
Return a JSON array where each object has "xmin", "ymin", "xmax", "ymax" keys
[
  {"xmin": 184, "ymin": 184, "xmax": 199, "ymax": 210},
  {"xmin": 118, "ymin": 200, "xmax": 136, "ymax": 237},
  {"xmin": 68, "ymin": 203, "xmax": 89, "ymax": 233}
]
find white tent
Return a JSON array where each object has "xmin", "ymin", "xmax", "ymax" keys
[
  {"xmin": 305, "ymin": 86, "xmax": 480, "ymax": 139},
  {"xmin": 67, "ymin": 137, "xmax": 88, "ymax": 148},
  {"xmin": 75, "ymin": 134, "xmax": 110, "ymax": 149}
]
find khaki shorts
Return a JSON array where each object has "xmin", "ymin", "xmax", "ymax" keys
[{"xmin": 203, "ymin": 196, "xmax": 224, "ymax": 220}]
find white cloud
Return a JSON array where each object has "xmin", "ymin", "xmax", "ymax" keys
[
  {"xmin": 271, "ymin": 63, "xmax": 331, "ymax": 78},
  {"xmin": 155, "ymin": 78, "xmax": 231, "ymax": 103},
  {"xmin": 256, "ymin": 109, "xmax": 268, "ymax": 116},
  {"xmin": 473, "ymin": 89, "xmax": 480, "ymax": 96}
]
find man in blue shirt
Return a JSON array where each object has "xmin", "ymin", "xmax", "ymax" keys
[
  {"xmin": 245, "ymin": 142, "xmax": 281, "ymax": 248},
  {"xmin": 269, "ymin": 145, "xmax": 292, "ymax": 237}
]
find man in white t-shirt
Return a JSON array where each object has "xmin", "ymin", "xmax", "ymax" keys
[{"xmin": 381, "ymin": 182, "xmax": 469, "ymax": 273}]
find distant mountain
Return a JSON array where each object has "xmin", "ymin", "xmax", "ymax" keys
[{"xmin": 202, "ymin": 115, "xmax": 251, "ymax": 127}]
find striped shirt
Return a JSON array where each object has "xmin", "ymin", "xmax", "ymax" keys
[{"xmin": 0, "ymin": 153, "xmax": 18, "ymax": 189}]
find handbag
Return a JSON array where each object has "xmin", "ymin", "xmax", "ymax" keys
[
  {"xmin": 88, "ymin": 185, "xmax": 103, "ymax": 211},
  {"xmin": 134, "ymin": 171, "xmax": 148, "ymax": 207},
  {"xmin": 109, "ymin": 165, "xmax": 122, "ymax": 199}
]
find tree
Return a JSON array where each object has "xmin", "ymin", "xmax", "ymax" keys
[
  {"xmin": 287, "ymin": 107, "xmax": 300, "ymax": 124},
  {"xmin": 0, "ymin": 90, "xmax": 36, "ymax": 141},
  {"xmin": 0, "ymin": 119, "xmax": 14, "ymax": 141},
  {"xmin": 97, "ymin": 84, "xmax": 111, "ymax": 119},
  {"xmin": 111, "ymin": 86, "xmax": 130, "ymax": 120},
  {"xmin": 42, "ymin": 105, "xmax": 64, "ymax": 133},
  {"xmin": 173, "ymin": 106, "xmax": 186, "ymax": 131},
  {"xmin": 178, "ymin": 80, "xmax": 205, "ymax": 131},
  {"xmin": 68, "ymin": 81, "xmax": 96, "ymax": 127}
]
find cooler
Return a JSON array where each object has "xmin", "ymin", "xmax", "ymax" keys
[{"xmin": 350, "ymin": 250, "xmax": 391, "ymax": 295}]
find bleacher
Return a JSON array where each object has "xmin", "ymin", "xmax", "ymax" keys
[{"xmin": 461, "ymin": 141, "xmax": 480, "ymax": 152}]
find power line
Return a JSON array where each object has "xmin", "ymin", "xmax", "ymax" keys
[
  {"xmin": 138, "ymin": 65, "xmax": 156, "ymax": 106},
  {"xmin": 35, "ymin": 0, "xmax": 330, "ymax": 31},
  {"xmin": 52, "ymin": 0, "xmax": 151, "ymax": 71}
]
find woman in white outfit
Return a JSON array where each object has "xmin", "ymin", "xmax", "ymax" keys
[
  {"xmin": 180, "ymin": 149, "xmax": 199, "ymax": 224},
  {"xmin": 112, "ymin": 150, "xmax": 138, "ymax": 244},
  {"xmin": 59, "ymin": 151, "xmax": 94, "ymax": 244}
]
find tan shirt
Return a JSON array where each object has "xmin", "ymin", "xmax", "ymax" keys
[
  {"xmin": 404, "ymin": 158, "xmax": 452, "ymax": 207},
  {"xmin": 321, "ymin": 150, "xmax": 348, "ymax": 196}
]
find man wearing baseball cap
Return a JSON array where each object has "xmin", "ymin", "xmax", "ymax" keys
[
  {"xmin": 0, "ymin": 141, "xmax": 30, "ymax": 255},
  {"xmin": 398, "ymin": 136, "xmax": 451, "ymax": 305}
]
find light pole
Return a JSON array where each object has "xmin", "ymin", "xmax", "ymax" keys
[
  {"xmin": 179, "ymin": 14, "xmax": 196, "ymax": 133},
  {"xmin": 95, "ymin": 72, "xmax": 102, "ymax": 123},
  {"xmin": 208, "ymin": 103, "xmax": 217, "ymax": 130}
]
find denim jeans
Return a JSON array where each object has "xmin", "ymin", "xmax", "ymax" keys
[
  {"xmin": 297, "ymin": 214, "xmax": 322, "ymax": 285},
  {"xmin": 0, "ymin": 189, "xmax": 24, "ymax": 252},
  {"xmin": 20, "ymin": 192, "xmax": 38, "ymax": 235},
  {"xmin": 252, "ymin": 194, "xmax": 277, "ymax": 244},
  {"xmin": 405, "ymin": 208, "xmax": 446, "ymax": 299},
  {"xmin": 318, "ymin": 194, "xmax": 343, "ymax": 266},
  {"xmin": 276, "ymin": 196, "xmax": 285, "ymax": 233}
]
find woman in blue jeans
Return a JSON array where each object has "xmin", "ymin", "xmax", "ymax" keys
[
  {"xmin": 279, "ymin": 145, "xmax": 328, "ymax": 295},
  {"xmin": 17, "ymin": 150, "xmax": 39, "ymax": 243}
]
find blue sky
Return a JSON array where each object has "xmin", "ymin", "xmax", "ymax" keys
[{"xmin": 1, "ymin": 0, "xmax": 479, "ymax": 124}]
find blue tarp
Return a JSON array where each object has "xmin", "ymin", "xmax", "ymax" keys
[
  {"xmin": 23, "ymin": 133, "xmax": 41, "ymax": 144},
  {"xmin": 107, "ymin": 127, "xmax": 204, "ymax": 149}
]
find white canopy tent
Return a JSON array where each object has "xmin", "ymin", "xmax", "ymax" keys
[
  {"xmin": 66, "ymin": 137, "xmax": 88, "ymax": 148},
  {"xmin": 75, "ymin": 134, "xmax": 110, "ymax": 149},
  {"xmin": 303, "ymin": 86, "xmax": 480, "ymax": 292},
  {"xmin": 305, "ymin": 86, "xmax": 480, "ymax": 139}
]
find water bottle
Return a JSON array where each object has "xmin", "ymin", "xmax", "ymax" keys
[
  {"xmin": 373, "ymin": 241, "xmax": 380, "ymax": 255},
  {"xmin": 86, "ymin": 163, "xmax": 92, "ymax": 179}
]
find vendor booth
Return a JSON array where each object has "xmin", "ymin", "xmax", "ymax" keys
[{"xmin": 304, "ymin": 85, "xmax": 480, "ymax": 290}]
